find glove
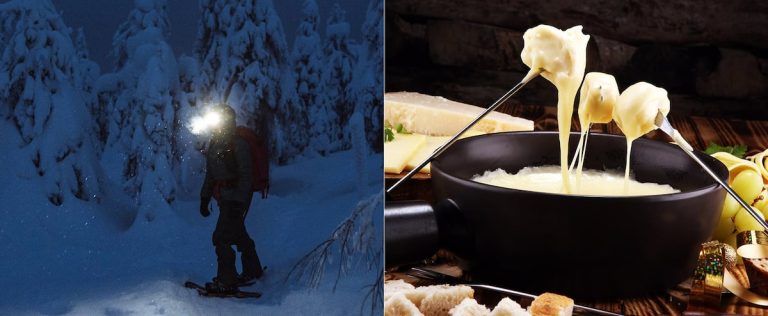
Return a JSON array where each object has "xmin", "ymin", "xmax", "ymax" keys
[{"xmin": 200, "ymin": 197, "xmax": 211, "ymax": 217}]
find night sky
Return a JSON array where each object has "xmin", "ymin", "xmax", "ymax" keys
[{"xmin": 45, "ymin": 0, "xmax": 368, "ymax": 70}]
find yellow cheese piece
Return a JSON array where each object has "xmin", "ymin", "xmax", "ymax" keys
[
  {"xmin": 384, "ymin": 92, "xmax": 534, "ymax": 136},
  {"xmin": 384, "ymin": 133, "xmax": 427, "ymax": 174},
  {"xmin": 405, "ymin": 131, "xmax": 484, "ymax": 174}
]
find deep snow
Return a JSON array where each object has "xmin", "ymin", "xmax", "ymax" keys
[{"xmin": 0, "ymin": 117, "xmax": 383, "ymax": 315}]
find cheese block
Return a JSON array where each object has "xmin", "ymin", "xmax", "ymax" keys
[
  {"xmin": 405, "ymin": 131, "xmax": 484, "ymax": 174},
  {"xmin": 385, "ymin": 133, "xmax": 427, "ymax": 174},
  {"xmin": 385, "ymin": 92, "xmax": 534, "ymax": 136}
]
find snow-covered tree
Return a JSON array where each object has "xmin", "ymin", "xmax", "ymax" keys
[
  {"xmin": 0, "ymin": 0, "xmax": 101, "ymax": 205},
  {"xmin": 98, "ymin": 0, "xmax": 179, "ymax": 214},
  {"xmin": 292, "ymin": 0, "xmax": 322, "ymax": 116},
  {"xmin": 73, "ymin": 27, "xmax": 103, "ymax": 152},
  {"xmin": 111, "ymin": 0, "xmax": 171, "ymax": 70},
  {"xmin": 173, "ymin": 55, "xmax": 208, "ymax": 196},
  {"xmin": 197, "ymin": 0, "xmax": 293, "ymax": 163},
  {"xmin": 351, "ymin": 0, "xmax": 383, "ymax": 152},
  {"xmin": 291, "ymin": 0, "xmax": 331, "ymax": 158},
  {"xmin": 319, "ymin": 3, "xmax": 356, "ymax": 154}
]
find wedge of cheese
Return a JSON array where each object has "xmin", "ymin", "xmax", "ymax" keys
[
  {"xmin": 385, "ymin": 133, "xmax": 427, "ymax": 174},
  {"xmin": 406, "ymin": 131, "xmax": 484, "ymax": 174},
  {"xmin": 385, "ymin": 92, "xmax": 534, "ymax": 136}
]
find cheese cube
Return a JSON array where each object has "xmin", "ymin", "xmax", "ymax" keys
[{"xmin": 385, "ymin": 133, "xmax": 427, "ymax": 174}]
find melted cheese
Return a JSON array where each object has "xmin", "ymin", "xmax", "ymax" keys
[
  {"xmin": 613, "ymin": 82, "xmax": 671, "ymax": 191},
  {"xmin": 578, "ymin": 73, "xmax": 619, "ymax": 125},
  {"xmin": 572, "ymin": 72, "xmax": 620, "ymax": 191},
  {"xmin": 613, "ymin": 82, "xmax": 670, "ymax": 142},
  {"xmin": 521, "ymin": 25, "xmax": 589, "ymax": 193},
  {"xmin": 473, "ymin": 166, "xmax": 679, "ymax": 196}
]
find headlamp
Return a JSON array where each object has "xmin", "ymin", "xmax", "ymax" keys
[{"xmin": 190, "ymin": 109, "xmax": 222, "ymax": 135}]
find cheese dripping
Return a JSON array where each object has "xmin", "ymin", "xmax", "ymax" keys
[
  {"xmin": 570, "ymin": 72, "xmax": 619, "ymax": 192},
  {"xmin": 613, "ymin": 82, "xmax": 671, "ymax": 192},
  {"xmin": 521, "ymin": 25, "xmax": 589, "ymax": 193}
]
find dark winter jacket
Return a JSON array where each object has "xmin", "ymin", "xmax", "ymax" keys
[{"xmin": 201, "ymin": 136, "xmax": 253, "ymax": 204}]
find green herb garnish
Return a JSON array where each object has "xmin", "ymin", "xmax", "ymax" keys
[
  {"xmin": 395, "ymin": 123, "xmax": 411, "ymax": 134},
  {"xmin": 384, "ymin": 127, "xmax": 395, "ymax": 142},
  {"xmin": 704, "ymin": 142, "xmax": 748, "ymax": 158}
]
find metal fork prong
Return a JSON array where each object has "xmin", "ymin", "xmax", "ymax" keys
[{"xmin": 408, "ymin": 267, "xmax": 461, "ymax": 284}]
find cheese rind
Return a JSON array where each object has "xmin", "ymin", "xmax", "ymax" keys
[
  {"xmin": 384, "ymin": 92, "xmax": 534, "ymax": 136},
  {"xmin": 384, "ymin": 133, "xmax": 426, "ymax": 174}
]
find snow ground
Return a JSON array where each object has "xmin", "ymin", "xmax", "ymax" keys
[{"xmin": 0, "ymin": 119, "xmax": 383, "ymax": 315}]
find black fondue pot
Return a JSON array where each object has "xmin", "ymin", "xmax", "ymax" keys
[{"xmin": 385, "ymin": 131, "xmax": 728, "ymax": 298}]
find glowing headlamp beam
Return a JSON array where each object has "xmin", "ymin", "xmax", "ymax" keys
[{"xmin": 190, "ymin": 111, "xmax": 222, "ymax": 135}]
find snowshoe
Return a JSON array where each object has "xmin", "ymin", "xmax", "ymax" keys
[{"xmin": 184, "ymin": 281, "xmax": 261, "ymax": 299}]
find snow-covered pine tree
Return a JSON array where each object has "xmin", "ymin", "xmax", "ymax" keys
[
  {"xmin": 173, "ymin": 55, "xmax": 208, "ymax": 196},
  {"xmin": 73, "ymin": 27, "xmax": 103, "ymax": 153},
  {"xmin": 98, "ymin": 0, "xmax": 179, "ymax": 215},
  {"xmin": 351, "ymin": 0, "xmax": 383, "ymax": 152},
  {"xmin": 0, "ymin": 0, "xmax": 101, "ymax": 205},
  {"xmin": 197, "ymin": 0, "xmax": 296, "ymax": 163},
  {"xmin": 290, "ymin": 0, "xmax": 325, "ymax": 159},
  {"xmin": 292, "ymin": 0, "xmax": 322, "ymax": 119},
  {"xmin": 319, "ymin": 3, "xmax": 356, "ymax": 154}
]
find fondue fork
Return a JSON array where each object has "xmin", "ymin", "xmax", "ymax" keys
[
  {"xmin": 654, "ymin": 112, "xmax": 768, "ymax": 230},
  {"xmin": 386, "ymin": 71, "xmax": 541, "ymax": 194},
  {"xmin": 407, "ymin": 267, "xmax": 623, "ymax": 316}
]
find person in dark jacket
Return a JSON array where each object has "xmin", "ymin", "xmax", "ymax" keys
[{"xmin": 199, "ymin": 104, "xmax": 264, "ymax": 293}]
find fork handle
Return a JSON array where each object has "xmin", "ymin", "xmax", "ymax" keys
[
  {"xmin": 386, "ymin": 199, "xmax": 476, "ymax": 267},
  {"xmin": 385, "ymin": 201, "xmax": 440, "ymax": 266}
]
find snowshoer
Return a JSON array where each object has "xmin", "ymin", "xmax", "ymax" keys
[{"xmin": 199, "ymin": 104, "xmax": 264, "ymax": 294}]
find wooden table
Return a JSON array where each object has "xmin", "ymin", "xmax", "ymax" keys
[{"xmin": 385, "ymin": 105, "xmax": 768, "ymax": 315}]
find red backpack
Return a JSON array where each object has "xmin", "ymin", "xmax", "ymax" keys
[{"xmin": 236, "ymin": 126, "xmax": 270, "ymax": 198}]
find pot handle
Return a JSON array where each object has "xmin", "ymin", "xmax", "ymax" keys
[{"xmin": 385, "ymin": 200, "xmax": 440, "ymax": 267}]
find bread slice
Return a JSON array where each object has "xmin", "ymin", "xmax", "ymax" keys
[
  {"xmin": 529, "ymin": 293, "xmax": 574, "ymax": 316},
  {"xmin": 449, "ymin": 298, "xmax": 491, "ymax": 316},
  {"xmin": 385, "ymin": 92, "xmax": 534, "ymax": 136},
  {"xmin": 419, "ymin": 285, "xmax": 475, "ymax": 316},
  {"xmin": 385, "ymin": 292, "xmax": 426, "ymax": 316},
  {"xmin": 490, "ymin": 297, "xmax": 530, "ymax": 316},
  {"xmin": 385, "ymin": 279, "xmax": 418, "ymax": 301},
  {"xmin": 384, "ymin": 133, "xmax": 426, "ymax": 174}
]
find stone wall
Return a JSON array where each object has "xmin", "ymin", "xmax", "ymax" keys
[{"xmin": 386, "ymin": 0, "xmax": 768, "ymax": 119}]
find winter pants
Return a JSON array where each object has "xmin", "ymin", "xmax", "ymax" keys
[{"xmin": 212, "ymin": 199, "xmax": 263, "ymax": 286}]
